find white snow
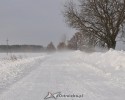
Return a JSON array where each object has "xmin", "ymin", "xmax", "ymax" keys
[{"xmin": 0, "ymin": 50, "xmax": 125, "ymax": 100}]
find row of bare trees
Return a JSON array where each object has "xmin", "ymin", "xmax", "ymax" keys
[
  {"xmin": 63, "ymin": 0, "xmax": 125, "ymax": 49},
  {"xmin": 46, "ymin": 42, "xmax": 67, "ymax": 52}
]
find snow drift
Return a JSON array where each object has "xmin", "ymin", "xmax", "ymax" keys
[
  {"xmin": 0, "ymin": 50, "xmax": 125, "ymax": 100},
  {"xmin": 0, "ymin": 53, "xmax": 48, "ymax": 92}
]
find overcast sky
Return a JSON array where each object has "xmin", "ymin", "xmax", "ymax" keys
[{"xmin": 0, "ymin": 0, "xmax": 76, "ymax": 46}]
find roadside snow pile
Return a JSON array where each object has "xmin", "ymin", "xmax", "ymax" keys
[
  {"xmin": 85, "ymin": 49, "xmax": 125, "ymax": 72},
  {"xmin": 0, "ymin": 53, "xmax": 47, "ymax": 92},
  {"xmin": 73, "ymin": 49, "xmax": 125, "ymax": 72},
  {"xmin": 0, "ymin": 51, "xmax": 125, "ymax": 100},
  {"xmin": 72, "ymin": 49, "xmax": 125, "ymax": 88}
]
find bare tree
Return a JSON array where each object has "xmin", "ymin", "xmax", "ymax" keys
[
  {"xmin": 68, "ymin": 32, "xmax": 96, "ymax": 50},
  {"xmin": 57, "ymin": 42, "xmax": 67, "ymax": 50},
  {"xmin": 67, "ymin": 33, "xmax": 78, "ymax": 50},
  {"xmin": 63, "ymin": 0, "xmax": 125, "ymax": 49},
  {"xmin": 46, "ymin": 42, "xmax": 56, "ymax": 52}
]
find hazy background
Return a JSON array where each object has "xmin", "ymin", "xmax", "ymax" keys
[{"xmin": 0, "ymin": 0, "xmax": 76, "ymax": 46}]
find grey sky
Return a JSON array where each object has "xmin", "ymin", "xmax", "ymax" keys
[{"xmin": 0, "ymin": 0, "xmax": 76, "ymax": 46}]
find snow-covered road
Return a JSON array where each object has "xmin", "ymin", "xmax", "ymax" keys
[{"xmin": 0, "ymin": 50, "xmax": 125, "ymax": 100}]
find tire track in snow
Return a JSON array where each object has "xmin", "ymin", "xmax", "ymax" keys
[
  {"xmin": 0, "ymin": 54, "xmax": 50, "ymax": 94},
  {"xmin": 0, "ymin": 52, "xmax": 125, "ymax": 100}
]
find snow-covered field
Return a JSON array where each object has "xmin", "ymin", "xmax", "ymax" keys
[{"xmin": 0, "ymin": 50, "xmax": 125, "ymax": 100}]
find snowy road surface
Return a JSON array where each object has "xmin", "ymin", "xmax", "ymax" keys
[{"xmin": 0, "ymin": 50, "xmax": 125, "ymax": 100}]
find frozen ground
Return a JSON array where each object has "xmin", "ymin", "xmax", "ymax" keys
[{"xmin": 0, "ymin": 50, "xmax": 125, "ymax": 100}]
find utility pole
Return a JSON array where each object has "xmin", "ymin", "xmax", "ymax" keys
[{"xmin": 6, "ymin": 38, "xmax": 9, "ymax": 55}]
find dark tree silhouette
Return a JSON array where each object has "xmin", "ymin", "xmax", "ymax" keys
[
  {"xmin": 63, "ymin": 0, "xmax": 125, "ymax": 49},
  {"xmin": 0, "ymin": 45, "xmax": 44, "ymax": 53},
  {"xmin": 57, "ymin": 42, "xmax": 67, "ymax": 50},
  {"xmin": 46, "ymin": 42, "xmax": 56, "ymax": 52}
]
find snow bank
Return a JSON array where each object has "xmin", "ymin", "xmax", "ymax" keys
[
  {"xmin": 71, "ymin": 50, "xmax": 125, "ymax": 88},
  {"xmin": 72, "ymin": 49, "xmax": 125, "ymax": 71},
  {"xmin": 0, "ymin": 53, "xmax": 47, "ymax": 92},
  {"xmin": 0, "ymin": 51, "xmax": 125, "ymax": 99},
  {"xmin": 0, "ymin": 51, "xmax": 124, "ymax": 89}
]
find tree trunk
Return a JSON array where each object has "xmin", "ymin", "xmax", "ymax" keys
[
  {"xmin": 111, "ymin": 41, "xmax": 116, "ymax": 49},
  {"xmin": 107, "ymin": 40, "xmax": 116, "ymax": 49}
]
